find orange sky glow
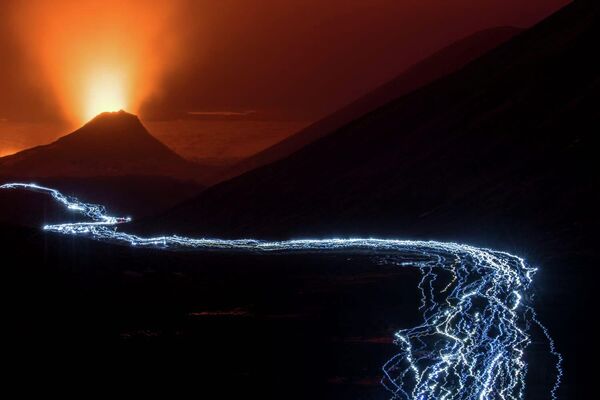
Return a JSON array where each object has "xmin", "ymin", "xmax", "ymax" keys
[
  {"xmin": 0, "ymin": 0, "xmax": 571, "ymax": 160},
  {"xmin": 12, "ymin": 0, "xmax": 181, "ymax": 125}
]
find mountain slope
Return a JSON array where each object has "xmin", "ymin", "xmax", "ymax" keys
[
  {"xmin": 0, "ymin": 110, "xmax": 201, "ymax": 180},
  {"xmin": 217, "ymin": 27, "xmax": 521, "ymax": 183},
  {"xmin": 0, "ymin": 111, "xmax": 207, "ymax": 220},
  {"xmin": 145, "ymin": 1, "xmax": 598, "ymax": 258}
]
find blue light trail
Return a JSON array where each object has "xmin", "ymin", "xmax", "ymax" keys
[{"xmin": 0, "ymin": 182, "xmax": 562, "ymax": 400}]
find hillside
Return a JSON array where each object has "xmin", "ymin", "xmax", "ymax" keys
[
  {"xmin": 217, "ymin": 27, "xmax": 521, "ymax": 183},
  {"xmin": 0, "ymin": 110, "xmax": 203, "ymax": 180},
  {"xmin": 144, "ymin": 1, "xmax": 598, "ymax": 260}
]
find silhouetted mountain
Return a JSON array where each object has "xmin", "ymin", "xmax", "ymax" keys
[
  {"xmin": 0, "ymin": 111, "xmax": 208, "ymax": 221},
  {"xmin": 0, "ymin": 110, "xmax": 203, "ymax": 179},
  {"xmin": 145, "ymin": 1, "xmax": 598, "ymax": 260},
  {"xmin": 216, "ymin": 27, "xmax": 521, "ymax": 183}
]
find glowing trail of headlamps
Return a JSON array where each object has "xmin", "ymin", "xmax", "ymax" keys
[{"xmin": 0, "ymin": 182, "xmax": 562, "ymax": 400}]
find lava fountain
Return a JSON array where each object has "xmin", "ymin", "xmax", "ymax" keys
[{"xmin": 10, "ymin": 0, "xmax": 182, "ymax": 125}]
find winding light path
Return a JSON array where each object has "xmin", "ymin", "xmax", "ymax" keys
[{"xmin": 1, "ymin": 182, "xmax": 562, "ymax": 400}]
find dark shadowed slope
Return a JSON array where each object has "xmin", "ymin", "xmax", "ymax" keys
[
  {"xmin": 0, "ymin": 110, "xmax": 202, "ymax": 180},
  {"xmin": 217, "ymin": 27, "xmax": 521, "ymax": 183},
  {"xmin": 145, "ymin": 1, "xmax": 598, "ymax": 257}
]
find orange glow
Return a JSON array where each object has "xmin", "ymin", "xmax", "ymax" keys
[
  {"xmin": 83, "ymin": 68, "xmax": 128, "ymax": 121},
  {"xmin": 11, "ymin": 0, "xmax": 181, "ymax": 125},
  {"xmin": 0, "ymin": 148, "xmax": 18, "ymax": 158}
]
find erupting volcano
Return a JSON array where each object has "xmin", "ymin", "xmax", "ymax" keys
[
  {"xmin": 0, "ymin": 111, "xmax": 200, "ymax": 179},
  {"xmin": 8, "ymin": 0, "xmax": 181, "ymax": 125}
]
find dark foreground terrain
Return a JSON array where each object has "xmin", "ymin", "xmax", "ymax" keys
[
  {"xmin": 2, "ymin": 223, "xmax": 416, "ymax": 398},
  {"xmin": 1, "ymin": 220, "xmax": 580, "ymax": 399}
]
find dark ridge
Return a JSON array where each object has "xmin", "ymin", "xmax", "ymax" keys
[
  {"xmin": 142, "ymin": 0, "xmax": 598, "ymax": 260},
  {"xmin": 215, "ymin": 26, "xmax": 522, "ymax": 184}
]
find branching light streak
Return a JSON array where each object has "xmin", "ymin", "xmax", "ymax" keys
[{"xmin": 0, "ymin": 182, "xmax": 562, "ymax": 399}]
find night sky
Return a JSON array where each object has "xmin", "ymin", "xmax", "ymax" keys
[
  {"xmin": 0, "ymin": 1, "xmax": 569, "ymax": 121},
  {"xmin": 0, "ymin": 0, "xmax": 570, "ymax": 159}
]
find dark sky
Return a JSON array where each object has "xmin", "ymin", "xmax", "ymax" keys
[{"xmin": 0, "ymin": 0, "xmax": 570, "ymax": 123}]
